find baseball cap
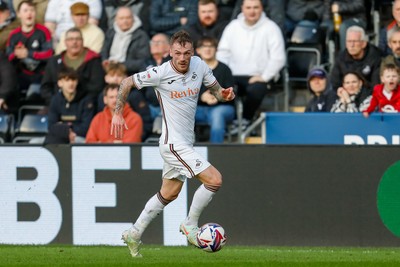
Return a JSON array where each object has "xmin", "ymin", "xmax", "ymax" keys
[
  {"xmin": 70, "ymin": 2, "xmax": 89, "ymax": 15},
  {"xmin": 307, "ymin": 68, "xmax": 326, "ymax": 80},
  {"xmin": 0, "ymin": 0, "xmax": 9, "ymax": 11}
]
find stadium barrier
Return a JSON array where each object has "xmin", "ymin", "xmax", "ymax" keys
[{"xmin": 1, "ymin": 144, "xmax": 400, "ymax": 247}]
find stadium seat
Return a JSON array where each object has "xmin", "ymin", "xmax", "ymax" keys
[{"xmin": 12, "ymin": 114, "xmax": 48, "ymax": 143}]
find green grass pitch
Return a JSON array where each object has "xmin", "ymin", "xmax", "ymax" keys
[{"xmin": 1, "ymin": 245, "xmax": 400, "ymax": 267}]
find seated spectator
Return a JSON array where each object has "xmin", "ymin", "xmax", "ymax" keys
[
  {"xmin": 381, "ymin": 27, "xmax": 400, "ymax": 71},
  {"xmin": 304, "ymin": 67, "xmax": 337, "ymax": 112},
  {"xmin": 379, "ymin": 0, "xmax": 400, "ymax": 57},
  {"xmin": 0, "ymin": 51, "xmax": 18, "ymax": 114},
  {"xmin": 363, "ymin": 63, "xmax": 400, "ymax": 117},
  {"xmin": 186, "ymin": 0, "xmax": 229, "ymax": 48},
  {"xmin": 101, "ymin": 6, "xmax": 150, "ymax": 75},
  {"xmin": 56, "ymin": 2, "xmax": 104, "ymax": 54},
  {"xmin": 86, "ymin": 83, "xmax": 143, "ymax": 143},
  {"xmin": 41, "ymin": 27, "xmax": 105, "ymax": 107},
  {"xmin": 330, "ymin": 26, "xmax": 381, "ymax": 94},
  {"xmin": 13, "ymin": 0, "xmax": 49, "ymax": 24},
  {"xmin": 149, "ymin": 0, "xmax": 198, "ymax": 36},
  {"xmin": 44, "ymin": 69, "xmax": 95, "ymax": 144},
  {"xmin": 0, "ymin": 1, "xmax": 19, "ymax": 52},
  {"xmin": 195, "ymin": 37, "xmax": 235, "ymax": 143},
  {"xmin": 44, "ymin": 0, "xmax": 102, "ymax": 43},
  {"xmin": 331, "ymin": 71, "xmax": 371, "ymax": 112},
  {"xmin": 6, "ymin": 0, "xmax": 53, "ymax": 105},
  {"xmin": 99, "ymin": 62, "xmax": 152, "ymax": 140},
  {"xmin": 217, "ymin": 0, "xmax": 286, "ymax": 125}
]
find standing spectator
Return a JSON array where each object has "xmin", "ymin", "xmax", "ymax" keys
[
  {"xmin": 186, "ymin": 0, "xmax": 229, "ymax": 48},
  {"xmin": 363, "ymin": 63, "xmax": 400, "ymax": 116},
  {"xmin": 322, "ymin": 0, "xmax": 366, "ymax": 51},
  {"xmin": 56, "ymin": 2, "xmax": 105, "ymax": 54},
  {"xmin": 13, "ymin": 0, "xmax": 49, "ymax": 24},
  {"xmin": 0, "ymin": 51, "xmax": 18, "ymax": 114},
  {"xmin": 304, "ymin": 67, "xmax": 337, "ymax": 112},
  {"xmin": 195, "ymin": 37, "xmax": 235, "ymax": 143},
  {"xmin": 44, "ymin": 0, "xmax": 102, "ymax": 43},
  {"xmin": 6, "ymin": 0, "xmax": 53, "ymax": 104},
  {"xmin": 330, "ymin": 26, "xmax": 381, "ymax": 94},
  {"xmin": 41, "ymin": 27, "xmax": 105, "ymax": 106},
  {"xmin": 381, "ymin": 27, "xmax": 400, "ymax": 70},
  {"xmin": 0, "ymin": 1, "xmax": 19, "ymax": 52},
  {"xmin": 379, "ymin": 0, "xmax": 400, "ymax": 57},
  {"xmin": 44, "ymin": 69, "xmax": 95, "ymax": 144},
  {"xmin": 101, "ymin": 6, "xmax": 150, "ymax": 75},
  {"xmin": 217, "ymin": 0, "xmax": 285, "ymax": 125},
  {"xmin": 331, "ymin": 71, "xmax": 371, "ymax": 112},
  {"xmin": 86, "ymin": 83, "xmax": 143, "ymax": 143},
  {"xmin": 149, "ymin": 0, "xmax": 197, "ymax": 36}
]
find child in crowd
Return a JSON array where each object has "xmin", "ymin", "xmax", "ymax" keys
[
  {"xmin": 362, "ymin": 63, "xmax": 400, "ymax": 117},
  {"xmin": 304, "ymin": 67, "xmax": 337, "ymax": 112}
]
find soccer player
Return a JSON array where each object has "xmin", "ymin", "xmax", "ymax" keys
[{"xmin": 111, "ymin": 30, "xmax": 235, "ymax": 257}]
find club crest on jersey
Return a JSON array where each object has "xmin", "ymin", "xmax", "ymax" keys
[
  {"xmin": 191, "ymin": 72, "xmax": 197, "ymax": 81},
  {"xmin": 195, "ymin": 159, "xmax": 203, "ymax": 169}
]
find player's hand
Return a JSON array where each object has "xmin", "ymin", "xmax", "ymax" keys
[
  {"xmin": 221, "ymin": 87, "xmax": 235, "ymax": 102},
  {"xmin": 111, "ymin": 113, "xmax": 128, "ymax": 139}
]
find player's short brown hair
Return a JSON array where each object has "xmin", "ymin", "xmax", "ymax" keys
[{"xmin": 170, "ymin": 30, "xmax": 193, "ymax": 48}]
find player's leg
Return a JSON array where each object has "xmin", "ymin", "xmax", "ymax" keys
[
  {"xmin": 180, "ymin": 165, "xmax": 222, "ymax": 246},
  {"xmin": 123, "ymin": 178, "xmax": 183, "ymax": 257}
]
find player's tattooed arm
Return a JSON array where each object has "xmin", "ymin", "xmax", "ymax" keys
[
  {"xmin": 114, "ymin": 77, "xmax": 134, "ymax": 115},
  {"xmin": 209, "ymin": 81, "xmax": 235, "ymax": 102}
]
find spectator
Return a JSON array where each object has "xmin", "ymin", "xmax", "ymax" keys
[
  {"xmin": 217, "ymin": 0, "xmax": 285, "ymax": 125},
  {"xmin": 304, "ymin": 67, "xmax": 337, "ymax": 112},
  {"xmin": 0, "ymin": 0, "xmax": 19, "ymax": 52},
  {"xmin": 99, "ymin": 61, "xmax": 152, "ymax": 140},
  {"xmin": 56, "ymin": 2, "xmax": 105, "ymax": 54},
  {"xmin": 13, "ymin": 0, "xmax": 49, "ymax": 24},
  {"xmin": 44, "ymin": 69, "xmax": 95, "ymax": 144},
  {"xmin": 195, "ymin": 36, "xmax": 235, "ymax": 143},
  {"xmin": 379, "ymin": 0, "xmax": 400, "ymax": 57},
  {"xmin": 41, "ymin": 27, "xmax": 105, "ymax": 107},
  {"xmin": 0, "ymin": 51, "xmax": 18, "ymax": 114},
  {"xmin": 86, "ymin": 83, "xmax": 143, "ymax": 143},
  {"xmin": 322, "ymin": 0, "xmax": 366, "ymax": 51},
  {"xmin": 6, "ymin": 0, "xmax": 52, "ymax": 105},
  {"xmin": 330, "ymin": 26, "xmax": 381, "ymax": 94},
  {"xmin": 186, "ymin": 0, "xmax": 229, "ymax": 48},
  {"xmin": 101, "ymin": 6, "xmax": 150, "ymax": 75},
  {"xmin": 331, "ymin": 71, "xmax": 371, "ymax": 112},
  {"xmin": 149, "ymin": 0, "xmax": 197, "ymax": 36},
  {"xmin": 381, "ymin": 27, "xmax": 400, "ymax": 71},
  {"xmin": 363, "ymin": 63, "xmax": 400, "ymax": 117},
  {"xmin": 44, "ymin": 0, "xmax": 102, "ymax": 43}
]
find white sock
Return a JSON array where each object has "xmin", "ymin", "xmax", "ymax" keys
[
  {"xmin": 132, "ymin": 193, "xmax": 166, "ymax": 237},
  {"xmin": 185, "ymin": 184, "xmax": 217, "ymax": 226}
]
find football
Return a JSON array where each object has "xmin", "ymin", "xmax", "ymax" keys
[{"xmin": 196, "ymin": 223, "xmax": 227, "ymax": 252}]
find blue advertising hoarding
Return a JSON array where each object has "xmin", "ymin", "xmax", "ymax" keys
[{"xmin": 265, "ymin": 113, "xmax": 400, "ymax": 145}]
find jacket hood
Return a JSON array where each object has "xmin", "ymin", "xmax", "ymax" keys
[
  {"xmin": 113, "ymin": 14, "xmax": 142, "ymax": 34},
  {"xmin": 236, "ymin": 12, "xmax": 268, "ymax": 30},
  {"xmin": 307, "ymin": 66, "xmax": 332, "ymax": 94}
]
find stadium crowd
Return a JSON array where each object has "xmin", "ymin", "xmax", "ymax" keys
[{"xmin": 0, "ymin": 0, "xmax": 398, "ymax": 144}]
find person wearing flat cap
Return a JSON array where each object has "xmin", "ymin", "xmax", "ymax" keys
[
  {"xmin": 55, "ymin": 2, "xmax": 104, "ymax": 54},
  {"xmin": 304, "ymin": 66, "xmax": 337, "ymax": 112}
]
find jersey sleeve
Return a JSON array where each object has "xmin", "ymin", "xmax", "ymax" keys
[
  {"xmin": 201, "ymin": 60, "xmax": 217, "ymax": 88},
  {"xmin": 132, "ymin": 67, "xmax": 161, "ymax": 90}
]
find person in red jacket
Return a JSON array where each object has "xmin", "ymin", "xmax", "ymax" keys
[
  {"xmin": 86, "ymin": 83, "xmax": 143, "ymax": 143},
  {"xmin": 363, "ymin": 63, "xmax": 400, "ymax": 117}
]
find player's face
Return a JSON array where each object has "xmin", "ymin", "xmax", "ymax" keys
[
  {"xmin": 17, "ymin": 3, "xmax": 36, "ymax": 27},
  {"xmin": 381, "ymin": 69, "xmax": 400, "ymax": 92},
  {"xmin": 72, "ymin": 14, "xmax": 89, "ymax": 28},
  {"xmin": 389, "ymin": 32, "xmax": 400, "ymax": 57},
  {"xmin": 241, "ymin": 0, "xmax": 263, "ymax": 26},
  {"xmin": 115, "ymin": 8, "xmax": 134, "ymax": 32},
  {"xmin": 104, "ymin": 88, "xmax": 118, "ymax": 110},
  {"xmin": 343, "ymin": 73, "xmax": 362, "ymax": 96},
  {"xmin": 198, "ymin": 3, "xmax": 218, "ymax": 27},
  {"xmin": 170, "ymin": 42, "xmax": 194, "ymax": 73}
]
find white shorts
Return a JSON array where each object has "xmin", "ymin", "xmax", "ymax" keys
[{"xmin": 159, "ymin": 143, "xmax": 211, "ymax": 182}]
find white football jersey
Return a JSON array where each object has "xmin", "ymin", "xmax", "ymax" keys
[{"xmin": 132, "ymin": 56, "xmax": 217, "ymax": 144}]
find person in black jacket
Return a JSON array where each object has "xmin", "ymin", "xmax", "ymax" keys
[
  {"xmin": 305, "ymin": 66, "xmax": 337, "ymax": 112},
  {"xmin": 40, "ymin": 27, "xmax": 105, "ymax": 108},
  {"xmin": 44, "ymin": 69, "xmax": 95, "ymax": 144},
  {"xmin": 0, "ymin": 51, "xmax": 18, "ymax": 114},
  {"xmin": 101, "ymin": 6, "xmax": 150, "ymax": 75}
]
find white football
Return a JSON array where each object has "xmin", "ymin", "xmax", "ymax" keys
[{"xmin": 196, "ymin": 222, "xmax": 227, "ymax": 252}]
